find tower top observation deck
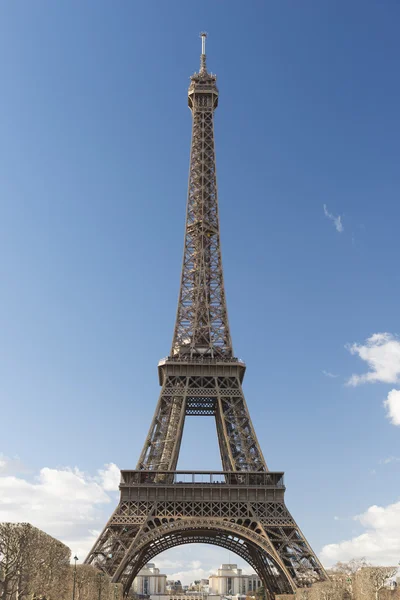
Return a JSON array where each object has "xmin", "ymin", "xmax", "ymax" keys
[{"xmin": 188, "ymin": 32, "xmax": 218, "ymax": 109}]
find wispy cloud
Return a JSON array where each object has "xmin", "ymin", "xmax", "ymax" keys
[
  {"xmin": 0, "ymin": 454, "xmax": 29, "ymax": 475},
  {"xmin": 346, "ymin": 333, "xmax": 400, "ymax": 386},
  {"xmin": 322, "ymin": 370, "xmax": 339, "ymax": 378},
  {"xmin": 379, "ymin": 456, "xmax": 400, "ymax": 465},
  {"xmin": 323, "ymin": 204, "xmax": 344, "ymax": 233}
]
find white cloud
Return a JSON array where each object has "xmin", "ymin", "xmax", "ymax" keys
[
  {"xmin": 384, "ymin": 389, "xmax": 400, "ymax": 426},
  {"xmin": 323, "ymin": 204, "xmax": 344, "ymax": 233},
  {"xmin": 156, "ymin": 544, "xmax": 251, "ymax": 584},
  {"xmin": 346, "ymin": 333, "xmax": 400, "ymax": 386},
  {"xmin": 322, "ymin": 370, "xmax": 339, "ymax": 378},
  {"xmin": 98, "ymin": 463, "xmax": 120, "ymax": 491},
  {"xmin": 169, "ymin": 567, "xmax": 212, "ymax": 583},
  {"xmin": 168, "ymin": 560, "xmax": 209, "ymax": 583},
  {"xmin": 0, "ymin": 456, "xmax": 120, "ymax": 558},
  {"xmin": 155, "ymin": 558, "xmax": 188, "ymax": 570},
  {"xmin": 320, "ymin": 499, "xmax": 400, "ymax": 567}
]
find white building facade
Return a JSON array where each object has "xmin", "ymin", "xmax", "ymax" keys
[
  {"xmin": 209, "ymin": 564, "xmax": 262, "ymax": 596},
  {"xmin": 133, "ymin": 563, "xmax": 167, "ymax": 596}
]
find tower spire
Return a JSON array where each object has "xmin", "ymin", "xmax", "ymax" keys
[
  {"xmin": 200, "ymin": 31, "xmax": 207, "ymax": 74},
  {"xmin": 171, "ymin": 31, "xmax": 230, "ymax": 359}
]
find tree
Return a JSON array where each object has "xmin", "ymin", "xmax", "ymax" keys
[
  {"xmin": 295, "ymin": 587, "xmax": 311, "ymax": 600},
  {"xmin": 309, "ymin": 581, "xmax": 345, "ymax": 600},
  {"xmin": 74, "ymin": 565, "xmax": 98, "ymax": 600},
  {"xmin": 108, "ymin": 581, "xmax": 123, "ymax": 600},
  {"xmin": 64, "ymin": 564, "xmax": 117, "ymax": 600},
  {"xmin": 354, "ymin": 566, "xmax": 398, "ymax": 600},
  {"xmin": 0, "ymin": 523, "xmax": 70, "ymax": 600},
  {"xmin": 0, "ymin": 523, "xmax": 21, "ymax": 600},
  {"xmin": 0, "ymin": 523, "xmax": 125, "ymax": 600},
  {"xmin": 330, "ymin": 558, "xmax": 370, "ymax": 599},
  {"xmin": 32, "ymin": 527, "xmax": 70, "ymax": 599},
  {"xmin": 255, "ymin": 585, "xmax": 266, "ymax": 600}
]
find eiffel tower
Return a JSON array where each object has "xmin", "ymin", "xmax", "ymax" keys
[{"xmin": 85, "ymin": 34, "xmax": 327, "ymax": 599}]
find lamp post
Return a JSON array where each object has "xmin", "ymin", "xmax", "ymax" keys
[
  {"xmin": 72, "ymin": 555, "xmax": 78, "ymax": 600},
  {"xmin": 98, "ymin": 572, "xmax": 104, "ymax": 600},
  {"xmin": 114, "ymin": 584, "xmax": 118, "ymax": 600}
]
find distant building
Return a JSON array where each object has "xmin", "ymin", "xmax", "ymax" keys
[
  {"xmin": 188, "ymin": 579, "xmax": 209, "ymax": 593},
  {"xmin": 133, "ymin": 561, "xmax": 261, "ymax": 600},
  {"xmin": 133, "ymin": 563, "xmax": 167, "ymax": 596},
  {"xmin": 209, "ymin": 564, "xmax": 262, "ymax": 597},
  {"xmin": 168, "ymin": 595, "xmax": 205, "ymax": 600},
  {"xmin": 166, "ymin": 580, "xmax": 183, "ymax": 593}
]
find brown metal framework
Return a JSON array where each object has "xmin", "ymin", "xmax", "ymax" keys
[{"xmin": 85, "ymin": 35, "xmax": 327, "ymax": 598}]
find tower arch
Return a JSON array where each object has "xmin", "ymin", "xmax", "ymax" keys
[{"xmin": 110, "ymin": 520, "xmax": 295, "ymax": 598}]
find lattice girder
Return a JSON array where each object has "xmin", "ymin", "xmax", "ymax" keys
[
  {"xmin": 172, "ymin": 56, "xmax": 232, "ymax": 360},
  {"xmin": 137, "ymin": 367, "xmax": 267, "ymax": 472},
  {"xmin": 87, "ymin": 515, "xmax": 295, "ymax": 598},
  {"xmin": 86, "ymin": 38, "xmax": 328, "ymax": 599},
  {"xmin": 85, "ymin": 476, "xmax": 327, "ymax": 597}
]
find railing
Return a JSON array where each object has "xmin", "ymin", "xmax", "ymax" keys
[
  {"xmin": 158, "ymin": 356, "xmax": 246, "ymax": 366},
  {"xmin": 120, "ymin": 470, "xmax": 284, "ymax": 488}
]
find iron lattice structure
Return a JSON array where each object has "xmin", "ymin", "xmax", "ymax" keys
[{"xmin": 86, "ymin": 35, "xmax": 327, "ymax": 599}]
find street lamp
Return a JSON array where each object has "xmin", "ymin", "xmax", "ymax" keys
[
  {"xmin": 114, "ymin": 584, "xmax": 118, "ymax": 600},
  {"xmin": 72, "ymin": 556, "xmax": 78, "ymax": 600}
]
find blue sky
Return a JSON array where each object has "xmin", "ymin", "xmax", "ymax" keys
[{"xmin": 1, "ymin": 0, "xmax": 400, "ymax": 582}]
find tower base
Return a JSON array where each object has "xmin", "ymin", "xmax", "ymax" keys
[{"xmin": 85, "ymin": 470, "xmax": 326, "ymax": 598}]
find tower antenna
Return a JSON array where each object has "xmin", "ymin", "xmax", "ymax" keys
[
  {"xmin": 200, "ymin": 31, "xmax": 207, "ymax": 55},
  {"xmin": 200, "ymin": 31, "xmax": 207, "ymax": 73}
]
